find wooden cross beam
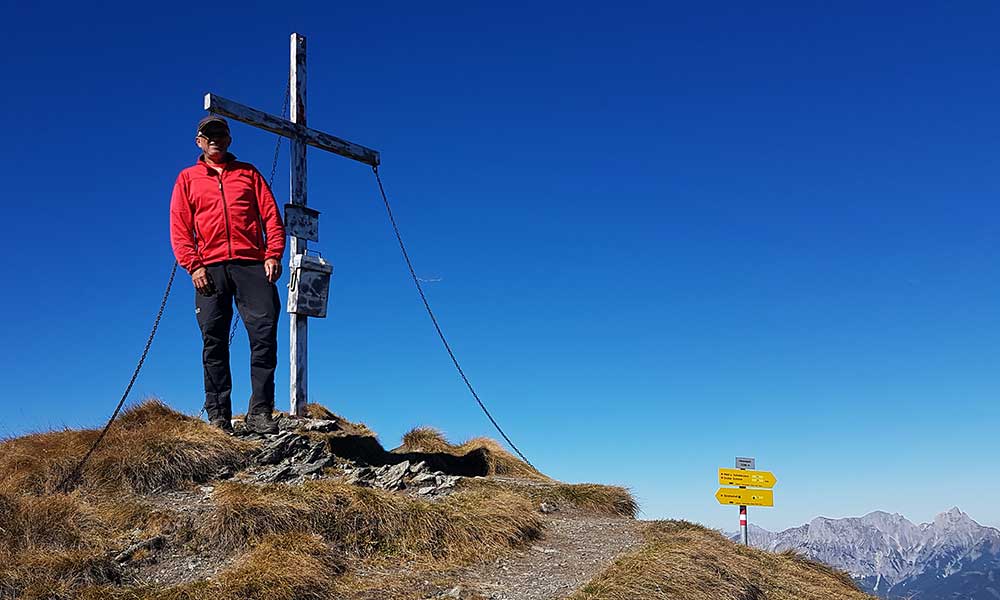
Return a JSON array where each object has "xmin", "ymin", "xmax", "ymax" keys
[
  {"xmin": 204, "ymin": 94, "xmax": 380, "ymax": 167},
  {"xmin": 203, "ymin": 32, "xmax": 380, "ymax": 417}
]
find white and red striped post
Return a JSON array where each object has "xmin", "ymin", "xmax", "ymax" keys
[
  {"xmin": 736, "ymin": 456, "xmax": 753, "ymax": 546},
  {"xmin": 739, "ymin": 505, "xmax": 748, "ymax": 546}
]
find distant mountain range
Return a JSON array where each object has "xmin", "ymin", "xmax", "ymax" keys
[{"xmin": 734, "ymin": 508, "xmax": 1000, "ymax": 599}]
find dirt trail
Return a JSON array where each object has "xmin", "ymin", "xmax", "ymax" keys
[{"xmin": 458, "ymin": 509, "xmax": 643, "ymax": 600}]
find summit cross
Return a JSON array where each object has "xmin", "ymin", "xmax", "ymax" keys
[{"xmin": 203, "ymin": 32, "xmax": 380, "ymax": 416}]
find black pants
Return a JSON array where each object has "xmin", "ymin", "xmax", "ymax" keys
[{"xmin": 195, "ymin": 260, "xmax": 280, "ymax": 421}]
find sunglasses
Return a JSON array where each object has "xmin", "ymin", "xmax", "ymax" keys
[{"xmin": 198, "ymin": 129, "xmax": 230, "ymax": 140}]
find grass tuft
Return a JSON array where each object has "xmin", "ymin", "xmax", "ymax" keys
[
  {"xmin": 400, "ymin": 426, "xmax": 453, "ymax": 453},
  {"xmin": 300, "ymin": 403, "xmax": 377, "ymax": 438},
  {"xmin": 777, "ymin": 549, "xmax": 860, "ymax": 590},
  {"xmin": 0, "ymin": 399, "xmax": 253, "ymax": 495},
  {"xmin": 463, "ymin": 478, "xmax": 638, "ymax": 517},
  {"xmin": 0, "ymin": 491, "xmax": 96, "ymax": 550},
  {"xmin": 304, "ymin": 403, "xmax": 337, "ymax": 420},
  {"xmin": 0, "ymin": 548, "xmax": 122, "ymax": 599},
  {"xmin": 397, "ymin": 427, "xmax": 547, "ymax": 480},
  {"xmin": 200, "ymin": 480, "xmax": 543, "ymax": 565},
  {"xmin": 214, "ymin": 533, "xmax": 345, "ymax": 600}
]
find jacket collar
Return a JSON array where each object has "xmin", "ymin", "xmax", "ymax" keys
[{"xmin": 198, "ymin": 152, "xmax": 238, "ymax": 170}]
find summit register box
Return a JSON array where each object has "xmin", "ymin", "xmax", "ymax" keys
[{"xmin": 287, "ymin": 254, "xmax": 333, "ymax": 318}]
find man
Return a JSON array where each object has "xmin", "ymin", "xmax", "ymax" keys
[{"xmin": 170, "ymin": 115, "xmax": 285, "ymax": 434}]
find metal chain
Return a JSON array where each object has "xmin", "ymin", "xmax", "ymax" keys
[
  {"xmin": 225, "ymin": 76, "xmax": 291, "ymax": 351},
  {"xmin": 56, "ymin": 263, "xmax": 178, "ymax": 492},
  {"xmin": 268, "ymin": 76, "xmax": 291, "ymax": 185},
  {"xmin": 371, "ymin": 166, "xmax": 537, "ymax": 471}
]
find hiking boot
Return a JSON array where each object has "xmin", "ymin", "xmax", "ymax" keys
[
  {"xmin": 246, "ymin": 411, "xmax": 279, "ymax": 435},
  {"xmin": 210, "ymin": 417, "xmax": 233, "ymax": 433}
]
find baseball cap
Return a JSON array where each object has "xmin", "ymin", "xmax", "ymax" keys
[{"xmin": 197, "ymin": 115, "xmax": 230, "ymax": 135}]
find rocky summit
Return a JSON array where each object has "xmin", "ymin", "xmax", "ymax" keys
[
  {"xmin": 0, "ymin": 400, "xmax": 874, "ymax": 599},
  {"xmin": 229, "ymin": 416, "xmax": 461, "ymax": 495}
]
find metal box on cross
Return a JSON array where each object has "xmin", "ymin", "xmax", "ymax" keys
[{"xmin": 287, "ymin": 254, "xmax": 333, "ymax": 318}]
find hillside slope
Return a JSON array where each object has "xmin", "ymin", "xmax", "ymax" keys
[
  {"xmin": 0, "ymin": 400, "xmax": 872, "ymax": 599},
  {"xmin": 575, "ymin": 521, "xmax": 875, "ymax": 600}
]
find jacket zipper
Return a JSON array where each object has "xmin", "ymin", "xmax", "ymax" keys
[
  {"xmin": 257, "ymin": 211, "xmax": 266, "ymax": 251},
  {"xmin": 216, "ymin": 171, "xmax": 233, "ymax": 259}
]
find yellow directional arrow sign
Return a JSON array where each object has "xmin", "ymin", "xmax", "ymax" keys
[
  {"xmin": 718, "ymin": 468, "xmax": 777, "ymax": 488},
  {"xmin": 716, "ymin": 488, "xmax": 774, "ymax": 507}
]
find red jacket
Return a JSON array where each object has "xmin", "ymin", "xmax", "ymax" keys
[{"xmin": 170, "ymin": 155, "xmax": 286, "ymax": 273}]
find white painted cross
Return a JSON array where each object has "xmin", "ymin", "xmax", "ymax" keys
[{"xmin": 203, "ymin": 32, "xmax": 380, "ymax": 416}]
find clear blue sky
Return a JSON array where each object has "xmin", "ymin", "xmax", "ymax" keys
[{"xmin": 2, "ymin": 1, "xmax": 998, "ymax": 533}]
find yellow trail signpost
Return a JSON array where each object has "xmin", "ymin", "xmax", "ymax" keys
[
  {"xmin": 717, "ymin": 457, "xmax": 777, "ymax": 546},
  {"xmin": 715, "ymin": 487, "xmax": 774, "ymax": 507},
  {"xmin": 718, "ymin": 468, "xmax": 777, "ymax": 488}
]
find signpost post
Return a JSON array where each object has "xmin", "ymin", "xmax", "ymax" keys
[{"xmin": 716, "ymin": 456, "xmax": 777, "ymax": 546}]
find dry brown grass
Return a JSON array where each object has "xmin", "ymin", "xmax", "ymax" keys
[
  {"xmin": 0, "ymin": 400, "xmax": 250, "ymax": 599},
  {"xmin": 463, "ymin": 478, "xmax": 637, "ymax": 517},
  {"xmin": 2, "ymin": 399, "xmax": 651, "ymax": 600},
  {"xmin": 217, "ymin": 533, "xmax": 345, "ymax": 599},
  {"xmin": 0, "ymin": 491, "xmax": 97, "ymax": 550},
  {"xmin": 0, "ymin": 484, "xmax": 166, "ymax": 598},
  {"xmin": 776, "ymin": 549, "xmax": 861, "ymax": 590},
  {"xmin": 399, "ymin": 426, "xmax": 453, "ymax": 453},
  {"xmin": 571, "ymin": 520, "xmax": 875, "ymax": 600},
  {"xmin": 0, "ymin": 400, "xmax": 252, "ymax": 495},
  {"xmin": 47, "ymin": 480, "xmax": 539, "ymax": 600},
  {"xmin": 72, "ymin": 533, "xmax": 344, "ymax": 600},
  {"xmin": 1, "ymin": 548, "xmax": 122, "ymax": 600},
  {"xmin": 299, "ymin": 402, "xmax": 378, "ymax": 438},
  {"xmin": 199, "ymin": 479, "xmax": 542, "ymax": 565},
  {"xmin": 304, "ymin": 402, "xmax": 338, "ymax": 420},
  {"xmin": 397, "ymin": 426, "xmax": 547, "ymax": 480}
]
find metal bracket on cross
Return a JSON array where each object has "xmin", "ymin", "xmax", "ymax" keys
[
  {"xmin": 284, "ymin": 204, "xmax": 320, "ymax": 242},
  {"xmin": 203, "ymin": 32, "xmax": 381, "ymax": 416}
]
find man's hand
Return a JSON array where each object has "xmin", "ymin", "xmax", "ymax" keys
[
  {"xmin": 191, "ymin": 267, "xmax": 214, "ymax": 295},
  {"xmin": 264, "ymin": 258, "xmax": 282, "ymax": 283}
]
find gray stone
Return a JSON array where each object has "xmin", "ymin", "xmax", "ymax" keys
[
  {"xmin": 304, "ymin": 440, "xmax": 327, "ymax": 463},
  {"xmin": 378, "ymin": 461, "xmax": 410, "ymax": 490},
  {"xmin": 345, "ymin": 466, "xmax": 376, "ymax": 486},
  {"xmin": 255, "ymin": 432, "xmax": 302, "ymax": 465},
  {"xmin": 296, "ymin": 459, "xmax": 329, "ymax": 477},
  {"xmin": 410, "ymin": 472, "xmax": 437, "ymax": 484},
  {"xmin": 304, "ymin": 419, "xmax": 339, "ymax": 432},
  {"xmin": 276, "ymin": 416, "xmax": 299, "ymax": 431},
  {"xmin": 418, "ymin": 486, "xmax": 436, "ymax": 495},
  {"xmin": 255, "ymin": 464, "xmax": 294, "ymax": 483}
]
